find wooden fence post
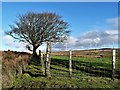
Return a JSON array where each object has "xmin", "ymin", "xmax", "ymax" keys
[
  {"xmin": 39, "ymin": 50, "xmax": 45, "ymax": 75},
  {"xmin": 45, "ymin": 41, "xmax": 51, "ymax": 77},
  {"xmin": 69, "ymin": 50, "xmax": 72, "ymax": 78},
  {"xmin": 112, "ymin": 49, "xmax": 116, "ymax": 80}
]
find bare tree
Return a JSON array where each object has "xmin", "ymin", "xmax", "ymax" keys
[{"xmin": 6, "ymin": 12, "xmax": 70, "ymax": 61}]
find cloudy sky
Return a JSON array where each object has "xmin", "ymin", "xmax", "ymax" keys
[{"xmin": 1, "ymin": 2, "xmax": 119, "ymax": 52}]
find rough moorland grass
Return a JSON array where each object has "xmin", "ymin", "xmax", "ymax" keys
[
  {"xmin": 9, "ymin": 62, "xmax": 120, "ymax": 89},
  {"xmin": 9, "ymin": 54, "xmax": 120, "ymax": 89},
  {"xmin": 11, "ymin": 69, "xmax": 119, "ymax": 89}
]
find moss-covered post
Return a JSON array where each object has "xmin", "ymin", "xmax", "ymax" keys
[
  {"xmin": 112, "ymin": 49, "xmax": 116, "ymax": 80},
  {"xmin": 45, "ymin": 41, "xmax": 51, "ymax": 77},
  {"xmin": 69, "ymin": 50, "xmax": 72, "ymax": 78}
]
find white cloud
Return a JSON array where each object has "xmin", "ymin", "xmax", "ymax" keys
[
  {"xmin": 2, "ymin": 29, "xmax": 118, "ymax": 52},
  {"xmin": 105, "ymin": 30, "xmax": 118, "ymax": 35},
  {"xmin": 1, "ymin": 17, "xmax": 119, "ymax": 52},
  {"xmin": 76, "ymin": 30, "xmax": 118, "ymax": 48},
  {"xmin": 52, "ymin": 36, "xmax": 78, "ymax": 51},
  {"xmin": 53, "ymin": 29, "xmax": 118, "ymax": 50},
  {"xmin": 106, "ymin": 17, "xmax": 119, "ymax": 29},
  {"xmin": 3, "ymin": 35, "xmax": 14, "ymax": 46},
  {"xmin": 37, "ymin": 43, "xmax": 46, "ymax": 52},
  {"xmin": 52, "ymin": 17, "xmax": 119, "ymax": 50},
  {"xmin": 2, "ymin": 35, "xmax": 47, "ymax": 52},
  {"xmin": 2, "ymin": 35, "xmax": 28, "ymax": 51}
]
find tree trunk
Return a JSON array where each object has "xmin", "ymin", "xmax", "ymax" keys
[
  {"xmin": 45, "ymin": 41, "xmax": 51, "ymax": 77},
  {"xmin": 33, "ymin": 46, "xmax": 37, "ymax": 58},
  {"xmin": 30, "ymin": 46, "xmax": 39, "ymax": 64}
]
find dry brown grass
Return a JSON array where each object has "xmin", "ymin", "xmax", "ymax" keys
[{"xmin": 2, "ymin": 50, "xmax": 32, "ymax": 88}]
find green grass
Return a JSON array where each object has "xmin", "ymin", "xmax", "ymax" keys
[
  {"xmin": 9, "ymin": 55, "xmax": 120, "ymax": 89},
  {"xmin": 14, "ymin": 74, "xmax": 116, "ymax": 88},
  {"xmin": 10, "ymin": 65, "xmax": 120, "ymax": 89},
  {"xmin": 51, "ymin": 55, "xmax": 120, "ymax": 72}
]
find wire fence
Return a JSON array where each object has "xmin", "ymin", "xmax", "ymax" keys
[{"xmin": 47, "ymin": 48, "xmax": 120, "ymax": 79}]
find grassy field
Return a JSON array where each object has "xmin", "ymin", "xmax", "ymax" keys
[
  {"xmin": 51, "ymin": 55, "xmax": 120, "ymax": 78},
  {"xmin": 10, "ymin": 64, "xmax": 120, "ymax": 89},
  {"xmin": 2, "ymin": 49, "xmax": 120, "ymax": 89}
]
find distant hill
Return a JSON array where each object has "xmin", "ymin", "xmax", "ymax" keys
[{"xmin": 51, "ymin": 48, "xmax": 119, "ymax": 58}]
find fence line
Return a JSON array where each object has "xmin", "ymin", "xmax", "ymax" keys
[{"xmin": 41, "ymin": 49, "xmax": 118, "ymax": 79}]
